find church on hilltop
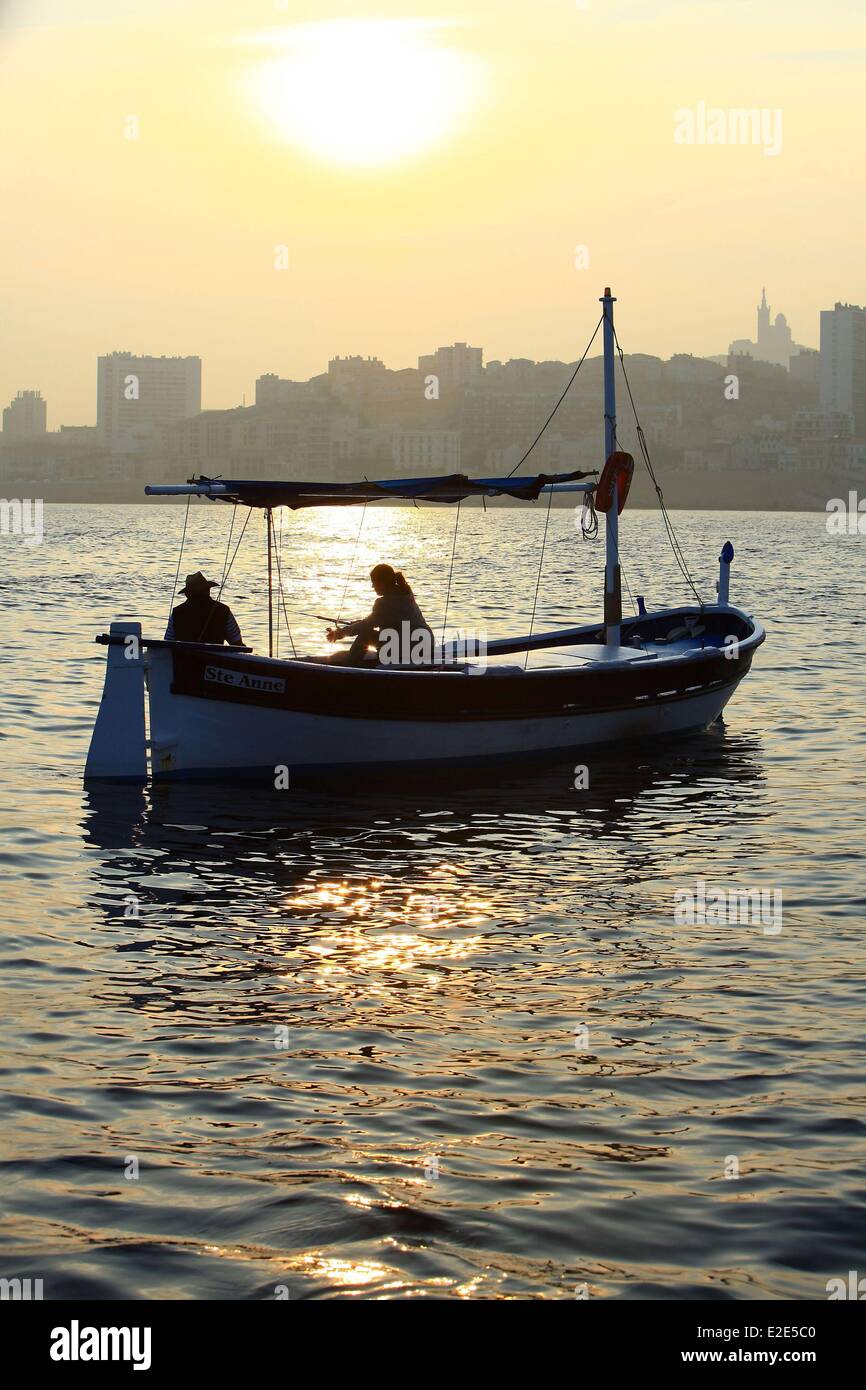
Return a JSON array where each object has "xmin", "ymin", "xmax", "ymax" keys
[{"xmin": 729, "ymin": 289, "xmax": 811, "ymax": 368}]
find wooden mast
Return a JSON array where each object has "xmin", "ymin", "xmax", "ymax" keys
[
  {"xmin": 601, "ymin": 287, "xmax": 622, "ymax": 647},
  {"xmin": 266, "ymin": 507, "xmax": 274, "ymax": 658}
]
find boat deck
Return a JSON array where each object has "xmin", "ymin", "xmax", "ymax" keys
[{"xmin": 520, "ymin": 631, "xmax": 732, "ymax": 670}]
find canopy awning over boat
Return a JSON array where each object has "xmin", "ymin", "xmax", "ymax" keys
[{"xmin": 144, "ymin": 470, "xmax": 596, "ymax": 509}]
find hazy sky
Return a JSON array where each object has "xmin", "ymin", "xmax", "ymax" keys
[{"xmin": 1, "ymin": 0, "xmax": 864, "ymax": 424}]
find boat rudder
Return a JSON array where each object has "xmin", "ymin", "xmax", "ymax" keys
[{"xmin": 84, "ymin": 621, "xmax": 147, "ymax": 782}]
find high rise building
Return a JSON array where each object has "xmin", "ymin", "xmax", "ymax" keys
[
  {"xmin": 418, "ymin": 342, "xmax": 483, "ymax": 391},
  {"xmin": 97, "ymin": 352, "xmax": 201, "ymax": 447},
  {"xmin": 820, "ymin": 302, "xmax": 866, "ymax": 437},
  {"xmin": 789, "ymin": 348, "xmax": 820, "ymax": 389},
  {"xmin": 3, "ymin": 389, "xmax": 47, "ymax": 438},
  {"xmin": 327, "ymin": 355, "xmax": 389, "ymax": 404},
  {"xmin": 390, "ymin": 427, "xmax": 461, "ymax": 474}
]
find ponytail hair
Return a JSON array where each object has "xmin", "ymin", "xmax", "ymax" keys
[{"xmin": 371, "ymin": 563, "xmax": 413, "ymax": 597}]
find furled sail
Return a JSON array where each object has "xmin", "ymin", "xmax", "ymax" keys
[{"xmin": 144, "ymin": 471, "xmax": 596, "ymax": 509}]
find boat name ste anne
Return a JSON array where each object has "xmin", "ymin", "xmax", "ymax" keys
[{"xmin": 204, "ymin": 665, "xmax": 286, "ymax": 694}]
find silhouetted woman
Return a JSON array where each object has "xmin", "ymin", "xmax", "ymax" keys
[{"xmin": 327, "ymin": 564, "xmax": 432, "ymax": 665}]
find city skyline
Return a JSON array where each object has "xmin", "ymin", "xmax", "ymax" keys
[
  {"xmin": 0, "ymin": 287, "xmax": 839, "ymax": 434},
  {"xmin": 4, "ymin": 294, "xmax": 862, "ymax": 512},
  {"xmin": 2, "ymin": 1, "xmax": 864, "ymax": 423}
]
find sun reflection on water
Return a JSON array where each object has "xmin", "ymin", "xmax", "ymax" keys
[{"xmin": 271, "ymin": 876, "xmax": 487, "ymax": 986}]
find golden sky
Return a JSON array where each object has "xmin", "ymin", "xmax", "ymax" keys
[{"xmin": 1, "ymin": 0, "xmax": 864, "ymax": 424}]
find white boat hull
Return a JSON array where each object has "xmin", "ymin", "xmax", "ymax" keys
[
  {"xmin": 146, "ymin": 651, "xmax": 743, "ymax": 781},
  {"xmin": 86, "ymin": 605, "xmax": 764, "ymax": 783},
  {"xmin": 154, "ymin": 692, "xmax": 737, "ymax": 778}
]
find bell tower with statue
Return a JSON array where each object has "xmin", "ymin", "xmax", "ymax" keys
[{"xmin": 757, "ymin": 288, "xmax": 771, "ymax": 351}]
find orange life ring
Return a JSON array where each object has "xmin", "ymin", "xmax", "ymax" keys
[{"xmin": 595, "ymin": 451, "xmax": 634, "ymax": 515}]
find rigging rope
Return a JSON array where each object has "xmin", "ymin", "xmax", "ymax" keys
[
  {"xmin": 173, "ymin": 495, "xmax": 252, "ymax": 643},
  {"xmin": 440, "ymin": 498, "xmax": 461, "ymax": 648},
  {"xmin": 506, "ymin": 313, "xmax": 604, "ymax": 477},
  {"xmin": 613, "ymin": 329, "xmax": 704, "ymax": 606},
  {"xmin": 216, "ymin": 505, "xmax": 253, "ymax": 605},
  {"xmin": 167, "ymin": 493, "xmax": 192, "ymax": 624},
  {"xmin": 617, "ymin": 555, "xmax": 648, "ymax": 650},
  {"xmin": 337, "ymin": 501, "xmax": 367, "ymax": 625},
  {"xmin": 273, "ymin": 509, "xmax": 281, "ymax": 658},
  {"xmin": 216, "ymin": 503, "xmax": 237, "ymax": 602},
  {"xmin": 524, "ymin": 483, "xmax": 555, "ymax": 670},
  {"xmin": 619, "ymin": 555, "xmax": 637, "ymax": 615},
  {"xmin": 579, "ymin": 490, "xmax": 598, "ymax": 540},
  {"xmin": 270, "ymin": 509, "xmax": 297, "ymax": 659}
]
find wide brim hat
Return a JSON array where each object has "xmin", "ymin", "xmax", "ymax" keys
[{"xmin": 180, "ymin": 571, "xmax": 219, "ymax": 597}]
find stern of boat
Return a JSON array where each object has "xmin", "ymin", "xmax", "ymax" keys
[{"xmin": 84, "ymin": 621, "xmax": 148, "ymax": 782}]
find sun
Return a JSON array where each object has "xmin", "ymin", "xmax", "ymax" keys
[{"xmin": 243, "ymin": 19, "xmax": 483, "ymax": 170}]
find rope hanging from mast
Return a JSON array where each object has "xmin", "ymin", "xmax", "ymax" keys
[
  {"xmin": 613, "ymin": 329, "xmax": 704, "ymax": 606},
  {"xmin": 216, "ymin": 502, "xmax": 237, "ymax": 602},
  {"xmin": 266, "ymin": 508, "xmax": 274, "ymax": 657},
  {"xmin": 216, "ymin": 505, "xmax": 253, "ymax": 600},
  {"xmin": 524, "ymin": 483, "xmax": 555, "ymax": 670},
  {"xmin": 273, "ymin": 508, "xmax": 281, "ymax": 658},
  {"xmin": 579, "ymin": 490, "xmax": 598, "ymax": 540},
  {"xmin": 168, "ymin": 493, "xmax": 253, "ymax": 622},
  {"xmin": 166, "ymin": 493, "xmax": 192, "ymax": 623},
  {"xmin": 506, "ymin": 313, "xmax": 604, "ymax": 478},
  {"xmin": 270, "ymin": 508, "xmax": 298, "ymax": 659},
  {"xmin": 337, "ymin": 501, "xmax": 368, "ymax": 626},
  {"xmin": 440, "ymin": 498, "xmax": 461, "ymax": 647}
]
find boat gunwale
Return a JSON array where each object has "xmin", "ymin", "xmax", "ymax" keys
[{"xmin": 100, "ymin": 603, "xmax": 765, "ymax": 680}]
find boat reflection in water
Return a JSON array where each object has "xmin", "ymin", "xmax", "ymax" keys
[
  {"xmin": 72, "ymin": 729, "xmax": 774, "ymax": 1299},
  {"xmin": 80, "ymin": 728, "xmax": 767, "ymax": 1000}
]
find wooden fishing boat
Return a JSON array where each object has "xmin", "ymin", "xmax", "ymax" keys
[{"xmin": 85, "ymin": 290, "xmax": 764, "ymax": 783}]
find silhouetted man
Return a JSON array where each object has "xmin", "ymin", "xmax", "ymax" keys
[{"xmin": 165, "ymin": 571, "xmax": 244, "ymax": 645}]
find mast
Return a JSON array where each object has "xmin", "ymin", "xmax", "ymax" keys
[
  {"xmin": 600, "ymin": 287, "xmax": 622, "ymax": 647},
  {"xmin": 266, "ymin": 507, "xmax": 274, "ymax": 658}
]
